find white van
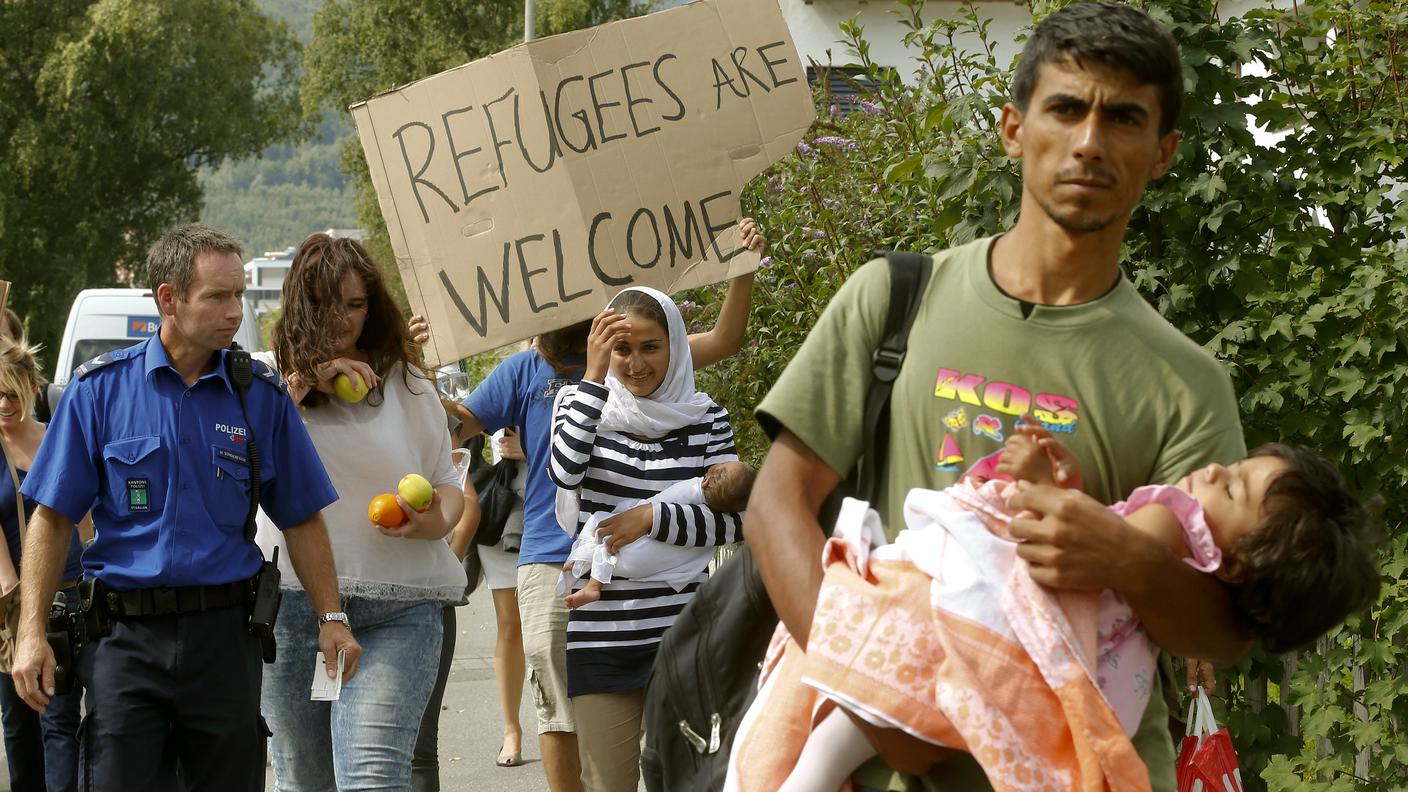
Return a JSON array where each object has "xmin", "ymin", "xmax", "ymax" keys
[{"xmin": 52, "ymin": 288, "xmax": 261, "ymax": 386}]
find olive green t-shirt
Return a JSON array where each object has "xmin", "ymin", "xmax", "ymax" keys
[{"xmin": 756, "ymin": 236, "xmax": 1246, "ymax": 791}]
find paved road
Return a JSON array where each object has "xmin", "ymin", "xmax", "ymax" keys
[
  {"xmin": 422, "ymin": 590, "xmax": 648, "ymax": 791},
  {"xmin": 0, "ymin": 591, "xmax": 549, "ymax": 791},
  {"xmin": 265, "ymin": 588, "xmax": 548, "ymax": 791}
]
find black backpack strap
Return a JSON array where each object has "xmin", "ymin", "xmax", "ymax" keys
[{"xmin": 856, "ymin": 252, "xmax": 933, "ymax": 502}]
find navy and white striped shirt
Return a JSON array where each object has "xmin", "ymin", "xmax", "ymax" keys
[{"xmin": 549, "ymin": 379, "xmax": 741, "ymax": 695}]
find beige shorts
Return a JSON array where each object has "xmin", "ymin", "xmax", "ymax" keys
[
  {"xmin": 517, "ymin": 562, "xmax": 576, "ymax": 733},
  {"xmin": 575, "ymin": 689, "xmax": 645, "ymax": 792}
]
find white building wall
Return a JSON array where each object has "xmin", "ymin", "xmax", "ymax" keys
[{"xmin": 780, "ymin": 0, "xmax": 1032, "ymax": 81}]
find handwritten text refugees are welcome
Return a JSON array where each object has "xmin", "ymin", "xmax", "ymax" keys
[
  {"xmin": 354, "ymin": 0, "xmax": 814, "ymax": 361},
  {"xmin": 396, "ymin": 44, "xmax": 795, "ymax": 332}
]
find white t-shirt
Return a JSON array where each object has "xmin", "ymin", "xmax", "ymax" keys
[{"xmin": 254, "ymin": 354, "xmax": 466, "ymax": 603}]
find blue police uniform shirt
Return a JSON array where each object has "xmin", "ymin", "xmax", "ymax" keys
[
  {"xmin": 464, "ymin": 349, "xmax": 581, "ymax": 566},
  {"xmin": 21, "ymin": 337, "xmax": 338, "ymax": 590}
]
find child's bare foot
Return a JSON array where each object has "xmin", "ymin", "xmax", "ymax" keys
[{"xmin": 564, "ymin": 579, "xmax": 603, "ymax": 609}]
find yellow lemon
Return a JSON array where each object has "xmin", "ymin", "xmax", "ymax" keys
[
  {"xmin": 398, "ymin": 473, "xmax": 434, "ymax": 512},
  {"xmin": 332, "ymin": 372, "xmax": 369, "ymax": 403}
]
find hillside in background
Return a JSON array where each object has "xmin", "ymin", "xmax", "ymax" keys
[
  {"xmin": 258, "ymin": 0, "xmax": 317, "ymax": 40},
  {"xmin": 199, "ymin": 0, "xmax": 355, "ymax": 257}
]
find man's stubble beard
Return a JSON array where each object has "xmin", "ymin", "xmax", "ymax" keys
[{"xmin": 1034, "ymin": 192, "xmax": 1120, "ymax": 234}]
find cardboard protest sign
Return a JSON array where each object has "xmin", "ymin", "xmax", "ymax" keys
[{"xmin": 351, "ymin": 0, "xmax": 815, "ymax": 364}]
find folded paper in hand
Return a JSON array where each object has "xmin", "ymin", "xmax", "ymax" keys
[{"xmin": 310, "ymin": 650, "xmax": 346, "ymax": 702}]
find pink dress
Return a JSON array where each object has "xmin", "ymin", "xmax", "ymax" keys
[
  {"xmin": 898, "ymin": 453, "xmax": 1224, "ymax": 732},
  {"xmin": 725, "ymin": 480, "xmax": 1222, "ymax": 792},
  {"xmin": 881, "ymin": 479, "xmax": 1222, "ymax": 732},
  {"xmin": 1089, "ymin": 485, "xmax": 1221, "ymax": 732}
]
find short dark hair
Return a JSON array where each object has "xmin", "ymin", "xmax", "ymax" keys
[
  {"xmin": 1011, "ymin": 2, "xmax": 1184, "ymax": 135},
  {"xmin": 537, "ymin": 319, "xmax": 591, "ymax": 378},
  {"xmin": 1228, "ymin": 444, "xmax": 1381, "ymax": 653},
  {"xmin": 145, "ymin": 223, "xmax": 243, "ymax": 305}
]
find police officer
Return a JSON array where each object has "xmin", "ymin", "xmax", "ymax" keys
[{"xmin": 10, "ymin": 223, "xmax": 362, "ymax": 790}]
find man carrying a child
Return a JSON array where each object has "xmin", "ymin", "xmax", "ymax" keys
[{"xmin": 748, "ymin": 4, "xmax": 1261, "ymax": 790}]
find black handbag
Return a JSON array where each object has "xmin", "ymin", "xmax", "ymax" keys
[
  {"xmin": 640, "ymin": 252, "xmax": 933, "ymax": 791},
  {"xmin": 467, "ymin": 434, "xmax": 520, "ymax": 549}
]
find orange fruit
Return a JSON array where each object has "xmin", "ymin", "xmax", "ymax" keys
[{"xmin": 368, "ymin": 493, "xmax": 406, "ymax": 527}]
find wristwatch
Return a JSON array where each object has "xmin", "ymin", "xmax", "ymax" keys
[{"xmin": 318, "ymin": 611, "xmax": 351, "ymax": 629}]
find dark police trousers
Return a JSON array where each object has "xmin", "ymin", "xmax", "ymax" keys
[{"xmin": 76, "ymin": 605, "xmax": 267, "ymax": 791}]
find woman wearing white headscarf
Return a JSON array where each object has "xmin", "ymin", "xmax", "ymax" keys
[{"xmin": 548, "ymin": 286, "xmax": 743, "ymax": 791}]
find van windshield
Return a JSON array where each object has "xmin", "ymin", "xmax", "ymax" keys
[{"xmin": 73, "ymin": 339, "xmax": 141, "ymax": 364}]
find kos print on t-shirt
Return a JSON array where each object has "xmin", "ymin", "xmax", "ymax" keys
[
  {"xmin": 930, "ymin": 372, "xmax": 1081, "ymax": 474},
  {"xmin": 758, "ymin": 236, "xmax": 1246, "ymax": 536}
]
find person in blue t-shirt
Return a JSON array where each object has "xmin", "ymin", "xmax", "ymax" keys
[
  {"xmin": 429, "ymin": 217, "xmax": 765, "ymax": 792},
  {"xmin": 9, "ymin": 223, "xmax": 362, "ymax": 792},
  {"xmin": 0, "ymin": 334, "xmax": 85, "ymax": 792}
]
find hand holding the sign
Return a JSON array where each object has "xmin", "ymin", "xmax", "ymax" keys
[
  {"xmin": 685, "ymin": 217, "xmax": 767, "ymax": 370},
  {"xmin": 739, "ymin": 217, "xmax": 766, "ymax": 253},
  {"xmin": 585, "ymin": 310, "xmax": 630, "ymax": 384},
  {"xmin": 408, "ymin": 314, "xmax": 430, "ymax": 346}
]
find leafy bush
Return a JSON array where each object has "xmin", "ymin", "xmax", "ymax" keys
[{"xmin": 692, "ymin": 0, "xmax": 1408, "ymax": 786}]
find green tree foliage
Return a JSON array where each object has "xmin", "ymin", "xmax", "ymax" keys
[
  {"xmin": 199, "ymin": 0, "xmax": 356, "ymax": 274},
  {"xmin": 694, "ymin": 0, "xmax": 1023, "ymax": 461},
  {"xmin": 0, "ymin": 0, "xmax": 303, "ymax": 354},
  {"xmin": 691, "ymin": 0, "xmax": 1407, "ymax": 786},
  {"xmin": 300, "ymin": 0, "xmax": 647, "ymax": 313}
]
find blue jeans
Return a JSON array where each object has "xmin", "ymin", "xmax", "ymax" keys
[
  {"xmin": 0, "ymin": 590, "xmax": 81, "ymax": 792},
  {"xmin": 0, "ymin": 670, "xmax": 82, "ymax": 792},
  {"xmin": 263, "ymin": 591, "xmax": 443, "ymax": 792}
]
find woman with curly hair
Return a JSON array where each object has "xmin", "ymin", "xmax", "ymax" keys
[
  {"xmin": 0, "ymin": 335, "xmax": 85, "ymax": 792},
  {"xmin": 255, "ymin": 234, "xmax": 466, "ymax": 791}
]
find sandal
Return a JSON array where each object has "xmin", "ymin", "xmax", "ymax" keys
[{"xmin": 496, "ymin": 746, "xmax": 522, "ymax": 768}]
